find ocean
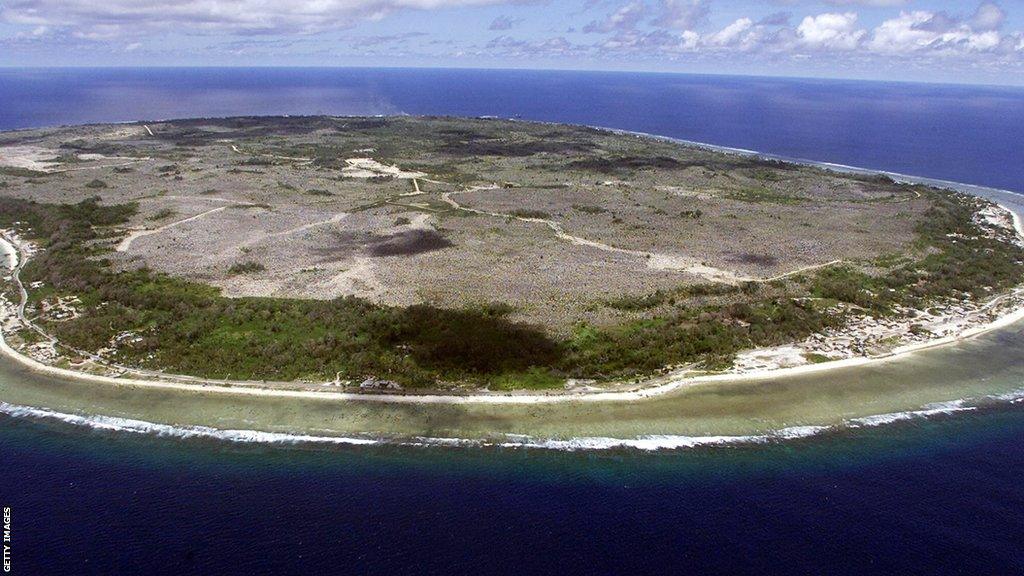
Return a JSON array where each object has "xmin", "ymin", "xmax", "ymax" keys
[
  {"xmin": 4, "ymin": 407, "xmax": 1024, "ymax": 575},
  {"xmin": 2, "ymin": 67, "xmax": 1023, "ymax": 193},
  {"xmin": 2, "ymin": 67, "xmax": 1024, "ymax": 575}
]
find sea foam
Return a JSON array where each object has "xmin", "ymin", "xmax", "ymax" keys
[
  {"xmin": 848, "ymin": 400, "xmax": 976, "ymax": 428},
  {"xmin": 0, "ymin": 401, "xmax": 381, "ymax": 445},
  {"xmin": 0, "ymin": 394, "xmax": 1015, "ymax": 452}
]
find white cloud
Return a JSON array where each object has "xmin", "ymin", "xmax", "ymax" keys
[
  {"xmin": 867, "ymin": 11, "xmax": 935, "ymax": 52},
  {"xmin": 678, "ymin": 29, "xmax": 700, "ymax": 50},
  {"xmin": 582, "ymin": 2, "xmax": 1022, "ymax": 62},
  {"xmin": 567, "ymin": 1, "xmax": 1022, "ymax": 66},
  {"xmin": 705, "ymin": 18, "xmax": 754, "ymax": 48},
  {"xmin": 3, "ymin": 0, "xmax": 1023, "ymax": 76},
  {"xmin": 796, "ymin": 12, "xmax": 866, "ymax": 50},
  {"xmin": 868, "ymin": 9, "xmax": 1005, "ymax": 54},
  {"xmin": 1, "ymin": 0, "xmax": 512, "ymax": 37}
]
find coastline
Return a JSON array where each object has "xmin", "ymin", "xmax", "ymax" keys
[
  {"xmin": 2, "ymin": 193, "xmax": 1023, "ymax": 405},
  {"xmin": 2, "ymin": 288, "xmax": 1022, "ymax": 406}
]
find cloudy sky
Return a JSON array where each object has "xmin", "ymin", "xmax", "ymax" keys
[{"xmin": 2, "ymin": 0, "xmax": 1024, "ymax": 85}]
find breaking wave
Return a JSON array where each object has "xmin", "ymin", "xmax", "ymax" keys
[
  {"xmin": 0, "ymin": 402, "xmax": 382, "ymax": 446},
  {"xmin": 2, "ymin": 389, "xmax": 1023, "ymax": 452},
  {"xmin": 847, "ymin": 400, "xmax": 977, "ymax": 428}
]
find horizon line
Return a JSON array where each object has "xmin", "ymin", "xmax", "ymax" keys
[{"xmin": 1, "ymin": 64, "xmax": 1022, "ymax": 91}]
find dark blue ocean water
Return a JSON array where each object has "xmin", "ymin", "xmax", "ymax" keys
[
  {"xmin": 2, "ymin": 68, "xmax": 1024, "ymax": 575},
  {"xmin": 3, "ymin": 408, "xmax": 1024, "ymax": 575},
  {"xmin": 1, "ymin": 67, "xmax": 1023, "ymax": 192}
]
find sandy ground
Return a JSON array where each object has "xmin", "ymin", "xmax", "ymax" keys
[
  {"xmin": 0, "ymin": 145, "xmax": 145, "ymax": 173},
  {"xmin": 0, "ymin": 145, "xmax": 63, "ymax": 171},
  {"xmin": 342, "ymin": 157, "xmax": 426, "ymax": 179}
]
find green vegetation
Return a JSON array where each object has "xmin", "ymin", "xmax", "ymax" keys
[
  {"xmin": 227, "ymin": 261, "xmax": 266, "ymax": 275},
  {"xmin": 489, "ymin": 367, "xmax": 564, "ymax": 391},
  {"xmin": 84, "ymin": 179, "xmax": 108, "ymax": 189},
  {"xmin": 804, "ymin": 191, "xmax": 1024, "ymax": 313}
]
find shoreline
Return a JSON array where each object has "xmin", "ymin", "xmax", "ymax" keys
[
  {"xmin": 3, "ymin": 240, "xmax": 1023, "ymax": 406},
  {"xmin": 2, "ymin": 289, "xmax": 1023, "ymax": 405},
  {"xmin": 2, "ymin": 141, "xmax": 1024, "ymax": 405}
]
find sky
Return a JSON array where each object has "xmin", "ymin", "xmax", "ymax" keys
[{"xmin": 2, "ymin": 0, "xmax": 1024, "ymax": 85}]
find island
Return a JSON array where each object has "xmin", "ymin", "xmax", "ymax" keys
[{"xmin": 1, "ymin": 116, "xmax": 1022, "ymax": 400}]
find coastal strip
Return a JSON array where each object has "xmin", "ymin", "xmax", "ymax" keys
[
  {"xmin": 2, "ymin": 173, "xmax": 1024, "ymax": 406},
  {"xmin": 2, "ymin": 235, "xmax": 1024, "ymax": 405}
]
